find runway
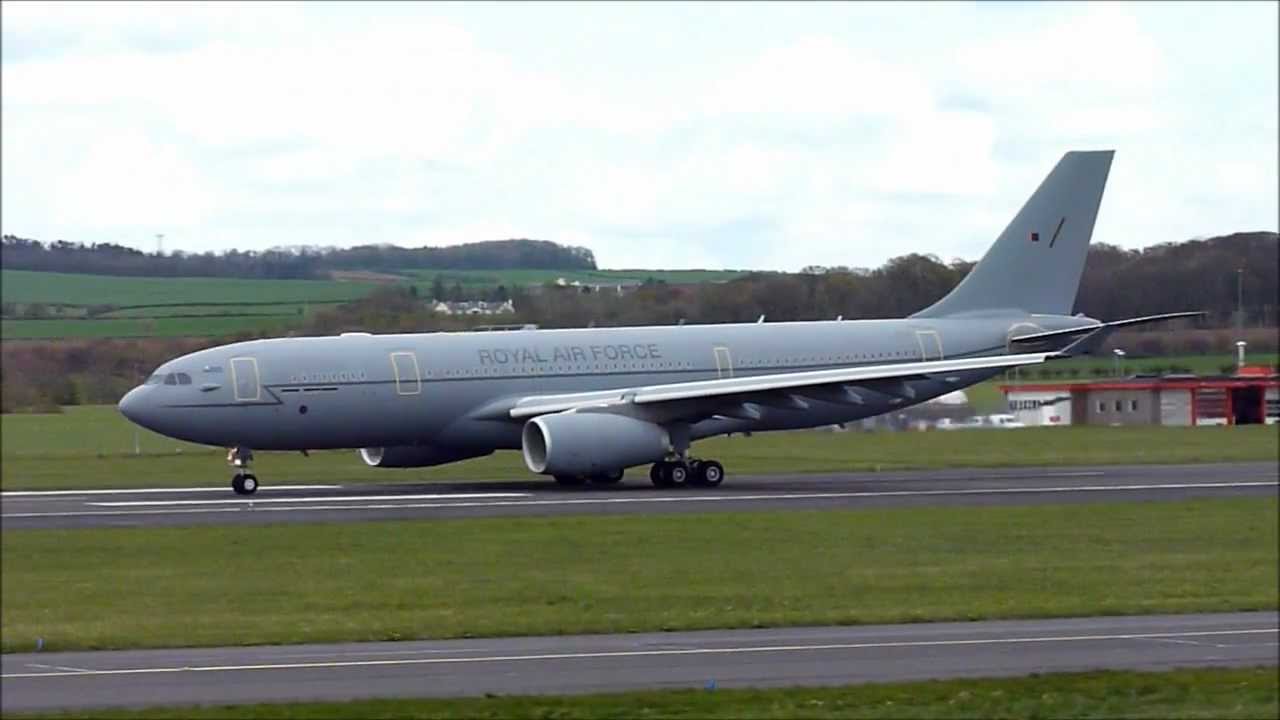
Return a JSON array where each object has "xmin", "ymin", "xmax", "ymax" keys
[
  {"xmin": 2, "ymin": 611, "xmax": 1275, "ymax": 712},
  {"xmin": 2, "ymin": 462, "xmax": 1275, "ymax": 529}
]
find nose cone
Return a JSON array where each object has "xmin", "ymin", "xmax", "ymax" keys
[{"xmin": 118, "ymin": 386, "xmax": 153, "ymax": 429}]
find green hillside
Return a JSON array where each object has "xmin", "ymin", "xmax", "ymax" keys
[
  {"xmin": 0, "ymin": 267, "xmax": 750, "ymax": 340},
  {"xmin": 1, "ymin": 269, "xmax": 380, "ymax": 306}
]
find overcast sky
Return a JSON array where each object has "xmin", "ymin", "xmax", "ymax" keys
[{"xmin": 2, "ymin": 1, "xmax": 1276, "ymax": 271}]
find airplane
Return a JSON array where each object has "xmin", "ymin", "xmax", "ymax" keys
[{"xmin": 118, "ymin": 150, "xmax": 1198, "ymax": 495}]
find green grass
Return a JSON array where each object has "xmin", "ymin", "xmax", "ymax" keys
[
  {"xmin": 98, "ymin": 303, "xmax": 328, "ymax": 318},
  {"xmin": 19, "ymin": 668, "xmax": 1278, "ymax": 719},
  {"xmin": 0, "ymin": 270, "xmax": 380, "ymax": 307},
  {"xmin": 1, "ymin": 315, "xmax": 300, "ymax": 340},
  {"xmin": 2, "ymin": 498, "xmax": 1275, "ymax": 652},
  {"xmin": 2, "ymin": 405, "xmax": 1277, "ymax": 490}
]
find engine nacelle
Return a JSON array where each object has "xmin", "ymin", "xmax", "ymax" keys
[
  {"xmin": 359, "ymin": 445, "xmax": 491, "ymax": 468},
  {"xmin": 522, "ymin": 412, "xmax": 670, "ymax": 476}
]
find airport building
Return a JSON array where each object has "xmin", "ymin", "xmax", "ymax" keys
[{"xmin": 1000, "ymin": 366, "xmax": 1280, "ymax": 427}]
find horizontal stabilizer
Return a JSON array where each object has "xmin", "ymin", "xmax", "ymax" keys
[{"xmin": 1010, "ymin": 311, "xmax": 1203, "ymax": 355}]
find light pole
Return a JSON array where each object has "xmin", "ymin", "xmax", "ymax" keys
[
  {"xmin": 1113, "ymin": 348, "xmax": 1126, "ymax": 377},
  {"xmin": 1236, "ymin": 340, "xmax": 1247, "ymax": 372}
]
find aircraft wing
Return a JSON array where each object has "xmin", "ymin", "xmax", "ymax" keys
[{"xmin": 503, "ymin": 352, "xmax": 1055, "ymax": 421}]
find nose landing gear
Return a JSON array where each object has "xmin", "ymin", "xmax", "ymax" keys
[{"xmin": 227, "ymin": 446, "xmax": 259, "ymax": 495}]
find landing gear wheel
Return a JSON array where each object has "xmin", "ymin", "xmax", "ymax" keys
[
  {"xmin": 589, "ymin": 469, "xmax": 624, "ymax": 485},
  {"xmin": 232, "ymin": 473, "xmax": 258, "ymax": 495},
  {"xmin": 650, "ymin": 463, "xmax": 672, "ymax": 488},
  {"xmin": 554, "ymin": 474, "xmax": 587, "ymax": 486},
  {"xmin": 692, "ymin": 460, "xmax": 724, "ymax": 488},
  {"xmin": 661, "ymin": 462, "xmax": 689, "ymax": 487}
]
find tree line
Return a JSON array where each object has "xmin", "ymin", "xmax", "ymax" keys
[
  {"xmin": 302, "ymin": 232, "xmax": 1277, "ymax": 333},
  {"xmin": 2, "ymin": 231, "xmax": 1276, "ymax": 412},
  {"xmin": 0, "ymin": 236, "xmax": 597, "ymax": 279}
]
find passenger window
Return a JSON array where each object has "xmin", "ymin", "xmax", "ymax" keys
[
  {"xmin": 164, "ymin": 373, "xmax": 177, "ymax": 385},
  {"xmin": 1097, "ymin": 401, "xmax": 1106, "ymax": 413},
  {"xmin": 1114, "ymin": 400, "xmax": 1122, "ymax": 412},
  {"xmin": 1130, "ymin": 400, "xmax": 1139, "ymax": 412},
  {"xmin": 177, "ymin": 373, "xmax": 192, "ymax": 385}
]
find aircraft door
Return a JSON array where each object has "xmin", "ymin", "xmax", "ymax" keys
[
  {"xmin": 390, "ymin": 352, "xmax": 421, "ymax": 395},
  {"xmin": 915, "ymin": 330, "xmax": 944, "ymax": 361},
  {"xmin": 713, "ymin": 346, "xmax": 734, "ymax": 379},
  {"xmin": 230, "ymin": 357, "xmax": 261, "ymax": 401}
]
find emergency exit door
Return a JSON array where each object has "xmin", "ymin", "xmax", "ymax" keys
[
  {"xmin": 915, "ymin": 330, "xmax": 944, "ymax": 361},
  {"xmin": 713, "ymin": 346, "xmax": 734, "ymax": 379}
]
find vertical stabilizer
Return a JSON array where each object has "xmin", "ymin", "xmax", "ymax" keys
[{"xmin": 913, "ymin": 150, "xmax": 1114, "ymax": 318}]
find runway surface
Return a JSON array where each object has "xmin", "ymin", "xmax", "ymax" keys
[
  {"xmin": 3, "ymin": 462, "xmax": 1275, "ymax": 529},
  {"xmin": 3, "ymin": 612, "xmax": 1275, "ymax": 712}
]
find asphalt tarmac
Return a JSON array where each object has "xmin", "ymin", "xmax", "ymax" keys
[
  {"xmin": 2, "ymin": 462, "xmax": 1275, "ymax": 529},
  {"xmin": 2, "ymin": 612, "xmax": 1275, "ymax": 712}
]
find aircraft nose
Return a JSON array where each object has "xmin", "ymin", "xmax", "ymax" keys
[{"xmin": 118, "ymin": 385, "xmax": 150, "ymax": 426}]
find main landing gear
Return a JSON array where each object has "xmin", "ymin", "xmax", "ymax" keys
[
  {"xmin": 650, "ymin": 458, "xmax": 725, "ymax": 488},
  {"xmin": 228, "ymin": 446, "xmax": 259, "ymax": 496}
]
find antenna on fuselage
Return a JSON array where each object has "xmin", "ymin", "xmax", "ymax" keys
[{"xmin": 757, "ymin": 315, "xmax": 766, "ymax": 323}]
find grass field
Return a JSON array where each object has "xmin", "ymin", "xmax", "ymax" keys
[
  {"xmin": 1, "ymin": 405, "xmax": 1276, "ymax": 490},
  {"xmin": 0, "ymin": 270, "xmax": 381, "ymax": 307},
  {"xmin": 2, "ymin": 315, "xmax": 301, "ymax": 340},
  {"xmin": 0, "ymin": 270, "xmax": 386, "ymax": 339},
  {"xmin": 2, "ymin": 498, "xmax": 1275, "ymax": 652},
  {"xmin": 17, "ymin": 668, "xmax": 1278, "ymax": 719}
]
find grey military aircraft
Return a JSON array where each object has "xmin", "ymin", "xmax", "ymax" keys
[{"xmin": 119, "ymin": 150, "xmax": 1196, "ymax": 494}]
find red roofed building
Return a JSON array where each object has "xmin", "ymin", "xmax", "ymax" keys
[{"xmin": 1000, "ymin": 366, "xmax": 1279, "ymax": 427}]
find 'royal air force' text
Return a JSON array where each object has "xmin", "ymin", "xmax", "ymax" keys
[{"xmin": 478, "ymin": 344, "xmax": 663, "ymax": 365}]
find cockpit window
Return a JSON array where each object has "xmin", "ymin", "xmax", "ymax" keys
[
  {"xmin": 163, "ymin": 373, "xmax": 178, "ymax": 385},
  {"xmin": 176, "ymin": 373, "xmax": 192, "ymax": 385},
  {"xmin": 145, "ymin": 374, "xmax": 161, "ymax": 385}
]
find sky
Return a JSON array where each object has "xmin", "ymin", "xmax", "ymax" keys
[{"xmin": 2, "ymin": 1, "xmax": 1276, "ymax": 271}]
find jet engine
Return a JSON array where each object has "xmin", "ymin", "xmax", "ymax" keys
[
  {"xmin": 359, "ymin": 445, "xmax": 492, "ymax": 468},
  {"xmin": 522, "ymin": 412, "xmax": 671, "ymax": 476}
]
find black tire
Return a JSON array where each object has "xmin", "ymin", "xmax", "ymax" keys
[
  {"xmin": 554, "ymin": 474, "xmax": 587, "ymax": 486},
  {"xmin": 590, "ymin": 469, "xmax": 624, "ymax": 485},
  {"xmin": 651, "ymin": 462, "xmax": 674, "ymax": 488},
  {"xmin": 662, "ymin": 462, "xmax": 689, "ymax": 486},
  {"xmin": 695, "ymin": 460, "xmax": 724, "ymax": 488},
  {"xmin": 232, "ymin": 473, "xmax": 258, "ymax": 495}
]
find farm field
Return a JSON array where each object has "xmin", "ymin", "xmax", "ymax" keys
[
  {"xmin": 2, "ymin": 405, "xmax": 1276, "ymax": 490},
  {"xmin": 0, "ymin": 270, "xmax": 385, "ymax": 339},
  {"xmin": 0, "ymin": 269, "xmax": 380, "ymax": 306},
  {"xmin": 2, "ymin": 497, "xmax": 1274, "ymax": 652},
  {"xmin": 1, "ymin": 315, "xmax": 301, "ymax": 340},
  {"xmin": 24, "ymin": 668, "xmax": 1275, "ymax": 720}
]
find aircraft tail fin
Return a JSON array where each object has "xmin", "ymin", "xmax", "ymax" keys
[{"xmin": 912, "ymin": 150, "xmax": 1114, "ymax": 318}]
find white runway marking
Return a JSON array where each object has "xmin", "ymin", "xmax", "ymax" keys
[
  {"xmin": 1, "ymin": 485, "xmax": 339, "ymax": 498},
  {"xmin": 2, "ymin": 481, "xmax": 1275, "ymax": 519},
  {"xmin": 4, "ymin": 628, "xmax": 1274, "ymax": 679},
  {"xmin": 90, "ymin": 492, "xmax": 531, "ymax": 507}
]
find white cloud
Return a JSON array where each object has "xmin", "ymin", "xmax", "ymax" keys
[{"xmin": 2, "ymin": 1, "xmax": 1275, "ymax": 270}]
